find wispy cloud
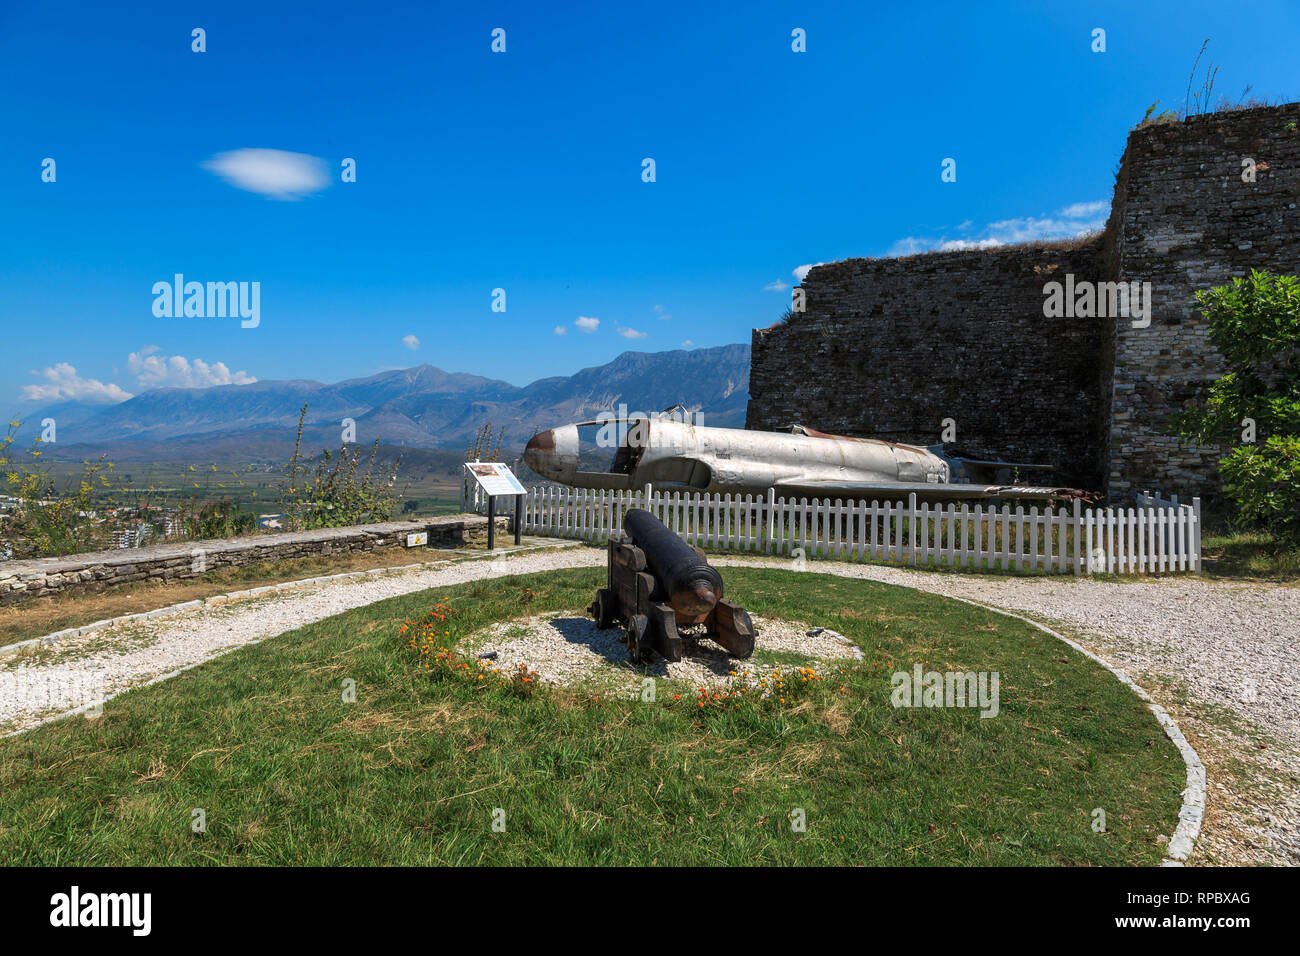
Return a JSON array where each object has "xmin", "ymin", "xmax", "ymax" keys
[
  {"xmin": 653, "ymin": 304, "xmax": 672, "ymax": 320},
  {"xmin": 681, "ymin": 339, "xmax": 695, "ymax": 348},
  {"xmin": 888, "ymin": 200, "xmax": 1109, "ymax": 256},
  {"xmin": 553, "ymin": 325, "xmax": 567, "ymax": 335},
  {"xmin": 1058, "ymin": 200, "xmax": 1109, "ymax": 219},
  {"xmin": 618, "ymin": 327, "xmax": 647, "ymax": 339},
  {"xmin": 202, "ymin": 148, "xmax": 330, "ymax": 200},
  {"xmin": 20, "ymin": 363, "xmax": 133, "ymax": 404},
  {"xmin": 574, "ymin": 316, "xmax": 600, "ymax": 333},
  {"xmin": 127, "ymin": 346, "xmax": 257, "ymax": 389},
  {"xmin": 764, "ymin": 279, "xmax": 790, "ymax": 291},
  {"xmin": 401, "ymin": 334, "xmax": 420, "ymax": 350}
]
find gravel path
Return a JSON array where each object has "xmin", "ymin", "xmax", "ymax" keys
[{"xmin": 3, "ymin": 544, "xmax": 1295, "ymax": 864}]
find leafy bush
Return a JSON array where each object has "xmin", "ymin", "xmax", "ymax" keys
[
  {"xmin": 1218, "ymin": 437, "xmax": 1300, "ymax": 546},
  {"xmin": 1174, "ymin": 270, "xmax": 1300, "ymax": 544},
  {"xmin": 192, "ymin": 499, "xmax": 259, "ymax": 539},
  {"xmin": 280, "ymin": 404, "xmax": 402, "ymax": 530},
  {"xmin": 0, "ymin": 421, "xmax": 112, "ymax": 558}
]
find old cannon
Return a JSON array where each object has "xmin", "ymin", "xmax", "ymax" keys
[{"xmin": 588, "ymin": 508, "xmax": 755, "ymax": 663}]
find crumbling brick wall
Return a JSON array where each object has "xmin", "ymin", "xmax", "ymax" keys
[
  {"xmin": 746, "ymin": 102, "xmax": 1300, "ymax": 500},
  {"xmin": 746, "ymin": 240, "xmax": 1111, "ymax": 490},
  {"xmin": 1107, "ymin": 103, "xmax": 1300, "ymax": 498}
]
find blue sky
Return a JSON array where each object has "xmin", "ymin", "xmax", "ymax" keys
[{"xmin": 2, "ymin": 0, "xmax": 1297, "ymax": 409}]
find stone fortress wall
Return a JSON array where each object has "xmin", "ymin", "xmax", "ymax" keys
[{"xmin": 746, "ymin": 103, "xmax": 1300, "ymax": 500}]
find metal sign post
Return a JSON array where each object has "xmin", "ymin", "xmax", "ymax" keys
[{"xmin": 464, "ymin": 461, "xmax": 527, "ymax": 550}]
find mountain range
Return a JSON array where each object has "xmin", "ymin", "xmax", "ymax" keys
[{"xmin": 31, "ymin": 345, "xmax": 751, "ymax": 462}]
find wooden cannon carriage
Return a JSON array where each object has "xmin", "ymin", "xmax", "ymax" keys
[{"xmin": 588, "ymin": 508, "xmax": 755, "ymax": 663}]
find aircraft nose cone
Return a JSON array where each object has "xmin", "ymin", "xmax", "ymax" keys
[
  {"xmin": 526, "ymin": 429, "xmax": 556, "ymax": 453},
  {"xmin": 523, "ymin": 429, "xmax": 558, "ymax": 476}
]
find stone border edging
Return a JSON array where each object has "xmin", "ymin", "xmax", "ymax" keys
[{"xmin": 1, "ymin": 549, "xmax": 1204, "ymax": 865}]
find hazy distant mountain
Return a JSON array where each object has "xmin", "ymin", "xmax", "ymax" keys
[{"xmin": 32, "ymin": 345, "xmax": 750, "ymax": 460}]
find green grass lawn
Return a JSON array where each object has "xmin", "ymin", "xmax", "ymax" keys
[
  {"xmin": 0, "ymin": 568, "xmax": 1185, "ymax": 865},
  {"xmin": 1200, "ymin": 525, "xmax": 1299, "ymax": 582}
]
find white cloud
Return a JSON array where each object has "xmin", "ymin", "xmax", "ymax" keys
[
  {"xmin": 936, "ymin": 237, "xmax": 1005, "ymax": 252},
  {"xmin": 202, "ymin": 148, "xmax": 330, "ymax": 200},
  {"xmin": 553, "ymin": 325, "xmax": 567, "ymax": 335},
  {"xmin": 793, "ymin": 262, "xmax": 827, "ymax": 282},
  {"xmin": 20, "ymin": 363, "xmax": 133, "ymax": 405},
  {"xmin": 1058, "ymin": 200, "xmax": 1109, "ymax": 219},
  {"xmin": 653, "ymin": 304, "xmax": 672, "ymax": 320},
  {"xmin": 401, "ymin": 334, "xmax": 420, "ymax": 350},
  {"xmin": 888, "ymin": 199, "xmax": 1109, "ymax": 257},
  {"xmin": 983, "ymin": 214, "xmax": 1097, "ymax": 243},
  {"xmin": 618, "ymin": 327, "xmax": 648, "ymax": 339},
  {"xmin": 681, "ymin": 340, "xmax": 695, "ymax": 348},
  {"xmin": 574, "ymin": 316, "xmax": 600, "ymax": 333},
  {"xmin": 886, "ymin": 238, "xmax": 927, "ymax": 257},
  {"xmin": 127, "ymin": 346, "xmax": 257, "ymax": 389},
  {"xmin": 764, "ymin": 279, "xmax": 790, "ymax": 291}
]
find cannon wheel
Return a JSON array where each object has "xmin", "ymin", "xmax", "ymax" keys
[
  {"xmin": 624, "ymin": 614, "xmax": 651, "ymax": 664},
  {"xmin": 589, "ymin": 588, "xmax": 616, "ymax": 629}
]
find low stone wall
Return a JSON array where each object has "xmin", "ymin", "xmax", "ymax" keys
[{"xmin": 0, "ymin": 515, "xmax": 510, "ymax": 606}]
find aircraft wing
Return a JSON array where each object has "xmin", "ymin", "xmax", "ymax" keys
[{"xmin": 773, "ymin": 478, "xmax": 1083, "ymax": 501}]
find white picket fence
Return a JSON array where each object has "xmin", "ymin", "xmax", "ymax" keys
[{"xmin": 469, "ymin": 484, "xmax": 1201, "ymax": 575}]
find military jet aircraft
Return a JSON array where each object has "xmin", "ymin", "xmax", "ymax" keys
[{"xmin": 522, "ymin": 418, "xmax": 1084, "ymax": 501}]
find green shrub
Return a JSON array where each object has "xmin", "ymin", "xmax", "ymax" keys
[
  {"xmin": 1174, "ymin": 270, "xmax": 1300, "ymax": 544},
  {"xmin": 280, "ymin": 404, "xmax": 401, "ymax": 530},
  {"xmin": 1218, "ymin": 436, "xmax": 1300, "ymax": 545},
  {"xmin": 0, "ymin": 420, "xmax": 112, "ymax": 558}
]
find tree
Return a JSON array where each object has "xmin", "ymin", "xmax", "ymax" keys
[{"xmin": 1174, "ymin": 270, "xmax": 1300, "ymax": 544}]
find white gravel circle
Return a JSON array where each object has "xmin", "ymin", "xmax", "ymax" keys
[{"xmin": 464, "ymin": 612, "xmax": 862, "ymax": 696}]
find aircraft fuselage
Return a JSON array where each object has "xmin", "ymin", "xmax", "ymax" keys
[{"xmin": 523, "ymin": 419, "xmax": 947, "ymax": 496}]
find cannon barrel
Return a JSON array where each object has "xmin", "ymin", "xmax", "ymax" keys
[
  {"xmin": 591, "ymin": 508, "xmax": 755, "ymax": 662},
  {"xmin": 623, "ymin": 508, "xmax": 722, "ymax": 618}
]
